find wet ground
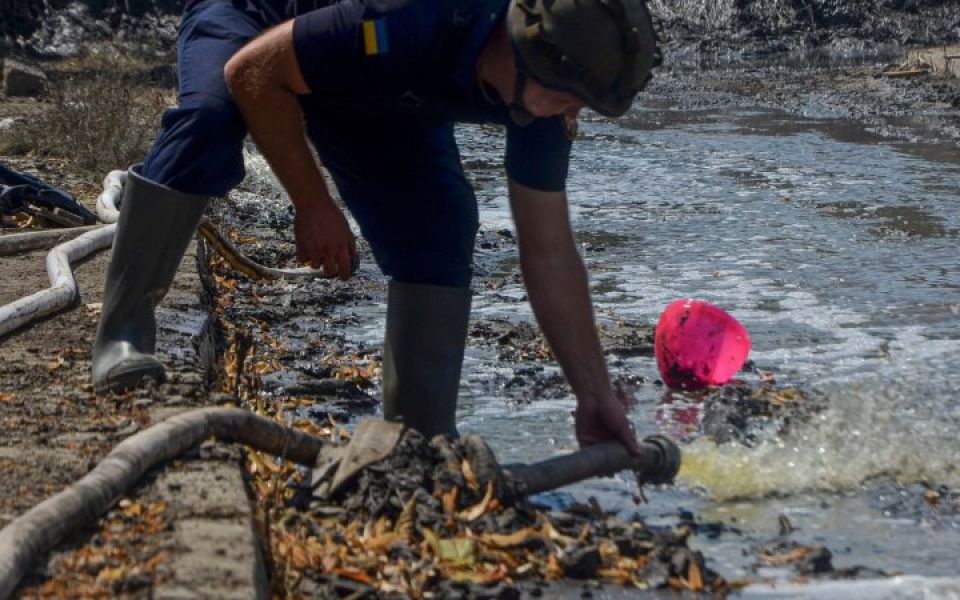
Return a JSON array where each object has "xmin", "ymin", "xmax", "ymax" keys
[
  {"xmin": 210, "ymin": 63, "xmax": 960, "ymax": 594},
  {"xmin": 2, "ymin": 0, "xmax": 959, "ymax": 595},
  {"xmin": 0, "ymin": 161, "xmax": 266, "ymax": 598},
  {"xmin": 453, "ymin": 100, "xmax": 960, "ymax": 585}
]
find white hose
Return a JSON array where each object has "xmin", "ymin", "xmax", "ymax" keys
[
  {"xmin": 0, "ymin": 407, "xmax": 325, "ymax": 599},
  {"xmin": 0, "ymin": 225, "xmax": 115, "ymax": 338},
  {"xmin": 0, "ymin": 226, "xmax": 103, "ymax": 256},
  {"xmin": 95, "ymin": 170, "xmax": 125, "ymax": 224},
  {"xmin": 0, "ymin": 168, "xmax": 337, "ymax": 339}
]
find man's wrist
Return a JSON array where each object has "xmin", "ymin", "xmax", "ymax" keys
[
  {"xmin": 291, "ymin": 191, "xmax": 336, "ymax": 213},
  {"xmin": 575, "ymin": 388, "xmax": 612, "ymax": 408}
]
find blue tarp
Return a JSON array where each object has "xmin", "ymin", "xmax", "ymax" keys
[{"xmin": 0, "ymin": 161, "xmax": 98, "ymax": 225}]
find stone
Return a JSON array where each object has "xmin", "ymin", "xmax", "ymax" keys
[
  {"xmin": 560, "ymin": 546, "xmax": 602, "ymax": 579},
  {"xmin": 2, "ymin": 59, "xmax": 47, "ymax": 98}
]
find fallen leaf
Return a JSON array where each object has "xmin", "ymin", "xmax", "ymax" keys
[
  {"xmin": 760, "ymin": 546, "xmax": 815, "ymax": 565},
  {"xmin": 334, "ymin": 567, "xmax": 375, "ymax": 584},
  {"xmin": 95, "ymin": 565, "xmax": 126, "ymax": 584},
  {"xmin": 545, "ymin": 553, "xmax": 564, "ymax": 579},
  {"xmin": 395, "ymin": 495, "xmax": 417, "ymax": 539},
  {"xmin": 289, "ymin": 543, "xmax": 309, "ymax": 569},
  {"xmin": 462, "ymin": 458, "xmax": 479, "ymax": 490},
  {"xmin": 447, "ymin": 564, "xmax": 506, "ymax": 583},
  {"xmin": 435, "ymin": 537, "xmax": 476, "ymax": 567},
  {"xmin": 441, "ymin": 486, "xmax": 459, "ymax": 514},
  {"xmin": 479, "ymin": 527, "xmax": 538, "ymax": 548},
  {"xmin": 461, "ymin": 481, "xmax": 495, "ymax": 521},
  {"xmin": 363, "ymin": 532, "xmax": 400, "ymax": 551},
  {"xmin": 422, "ymin": 527, "xmax": 440, "ymax": 556},
  {"xmin": 686, "ymin": 560, "xmax": 705, "ymax": 591},
  {"xmin": 540, "ymin": 518, "xmax": 576, "ymax": 546}
]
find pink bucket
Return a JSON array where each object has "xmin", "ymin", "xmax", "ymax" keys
[{"xmin": 655, "ymin": 299, "xmax": 751, "ymax": 390}]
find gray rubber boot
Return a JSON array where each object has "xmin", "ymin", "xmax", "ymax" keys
[
  {"xmin": 382, "ymin": 281, "xmax": 472, "ymax": 439},
  {"xmin": 92, "ymin": 167, "xmax": 209, "ymax": 393}
]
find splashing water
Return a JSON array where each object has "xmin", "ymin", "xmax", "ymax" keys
[{"xmin": 679, "ymin": 355, "xmax": 960, "ymax": 500}]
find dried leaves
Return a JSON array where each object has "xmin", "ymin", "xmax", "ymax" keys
[
  {"xmin": 22, "ymin": 496, "xmax": 172, "ymax": 598},
  {"xmin": 260, "ymin": 428, "xmax": 731, "ymax": 598}
]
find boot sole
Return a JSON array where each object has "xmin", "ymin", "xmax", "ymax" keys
[{"xmin": 93, "ymin": 362, "xmax": 166, "ymax": 395}]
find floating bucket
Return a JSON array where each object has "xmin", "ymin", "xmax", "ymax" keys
[{"xmin": 655, "ymin": 299, "xmax": 751, "ymax": 390}]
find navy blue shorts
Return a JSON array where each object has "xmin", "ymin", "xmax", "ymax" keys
[{"xmin": 141, "ymin": 0, "xmax": 478, "ymax": 287}]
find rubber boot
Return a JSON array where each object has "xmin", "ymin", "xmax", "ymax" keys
[
  {"xmin": 382, "ymin": 281, "xmax": 472, "ymax": 439},
  {"xmin": 92, "ymin": 167, "xmax": 209, "ymax": 393}
]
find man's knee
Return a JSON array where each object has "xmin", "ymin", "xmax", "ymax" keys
[
  {"xmin": 142, "ymin": 97, "xmax": 247, "ymax": 196},
  {"xmin": 379, "ymin": 217, "xmax": 479, "ymax": 288}
]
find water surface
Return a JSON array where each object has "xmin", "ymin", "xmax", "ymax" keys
[{"xmin": 453, "ymin": 105, "xmax": 960, "ymax": 585}]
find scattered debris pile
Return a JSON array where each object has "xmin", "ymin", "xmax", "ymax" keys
[
  {"xmin": 748, "ymin": 538, "xmax": 890, "ymax": 581},
  {"xmin": 263, "ymin": 425, "xmax": 730, "ymax": 598},
  {"xmin": 0, "ymin": 161, "xmax": 97, "ymax": 228},
  {"xmin": 698, "ymin": 382, "xmax": 826, "ymax": 445}
]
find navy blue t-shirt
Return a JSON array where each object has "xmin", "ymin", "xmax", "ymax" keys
[{"xmin": 249, "ymin": 0, "xmax": 572, "ymax": 191}]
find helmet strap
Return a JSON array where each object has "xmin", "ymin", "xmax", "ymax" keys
[{"xmin": 508, "ymin": 69, "xmax": 536, "ymax": 126}]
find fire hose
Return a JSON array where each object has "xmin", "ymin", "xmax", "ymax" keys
[
  {"xmin": 0, "ymin": 407, "xmax": 680, "ymax": 598},
  {"xmin": 0, "ymin": 170, "xmax": 346, "ymax": 339}
]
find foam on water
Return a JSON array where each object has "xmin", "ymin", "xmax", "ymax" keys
[{"xmin": 679, "ymin": 354, "xmax": 960, "ymax": 500}]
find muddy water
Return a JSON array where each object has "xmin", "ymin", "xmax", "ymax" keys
[
  {"xmin": 241, "ymin": 104, "xmax": 960, "ymax": 591},
  {"xmin": 466, "ymin": 106, "xmax": 960, "ymax": 585}
]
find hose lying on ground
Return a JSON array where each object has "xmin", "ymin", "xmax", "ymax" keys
[
  {"xmin": 93, "ymin": 170, "xmax": 125, "ymax": 225},
  {"xmin": 0, "ymin": 225, "xmax": 115, "ymax": 339},
  {"xmin": 0, "ymin": 170, "xmax": 340, "ymax": 339},
  {"xmin": 0, "ymin": 407, "xmax": 325, "ymax": 600},
  {"xmin": 196, "ymin": 218, "xmax": 332, "ymax": 280},
  {"xmin": 0, "ymin": 226, "xmax": 104, "ymax": 256},
  {"xmin": 0, "ymin": 404, "xmax": 680, "ymax": 599},
  {"xmin": 98, "ymin": 170, "xmax": 331, "ymax": 281}
]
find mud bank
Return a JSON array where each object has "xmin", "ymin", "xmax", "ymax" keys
[
  {"xmin": 643, "ymin": 0, "xmax": 960, "ymax": 146},
  {"xmin": 650, "ymin": 0, "xmax": 960, "ymax": 65},
  {"xmin": 2, "ymin": 0, "xmax": 182, "ymax": 59},
  {"xmin": 642, "ymin": 61, "xmax": 960, "ymax": 149}
]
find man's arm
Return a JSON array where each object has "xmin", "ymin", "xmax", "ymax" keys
[
  {"xmin": 224, "ymin": 21, "xmax": 355, "ymax": 279},
  {"xmin": 508, "ymin": 177, "xmax": 642, "ymax": 454}
]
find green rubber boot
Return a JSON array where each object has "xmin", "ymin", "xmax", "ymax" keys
[
  {"xmin": 382, "ymin": 281, "xmax": 472, "ymax": 438},
  {"xmin": 91, "ymin": 167, "xmax": 209, "ymax": 394}
]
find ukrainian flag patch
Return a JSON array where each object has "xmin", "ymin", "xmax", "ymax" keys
[{"xmin": 362, "ymin": 19, "xmax": 389, "ymax": 55}]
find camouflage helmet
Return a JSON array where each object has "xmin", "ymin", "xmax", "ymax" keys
[{"xmin": 507, "ymin": 0, "xmax": 660, "ymax": 118}]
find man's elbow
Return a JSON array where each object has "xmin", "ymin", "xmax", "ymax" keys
[{"xmin": 223, "ymin": 52, "xmax": 254, "ymax": 98}]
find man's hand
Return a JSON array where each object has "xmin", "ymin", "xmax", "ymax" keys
[
  {"xmin": 574, "ymin": 388, "xmax": 643, "ymax": 455},
  {"xmin": 293, "ymin": 200, "xmax": 356, "ymax": 280}
]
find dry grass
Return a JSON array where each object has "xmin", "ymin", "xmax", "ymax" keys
[
  {"xmin": 27, "ymin": 78, "xmax": 170, "ymax": 175},
  {"xmin": 1, "ymin": 54, "xmax": 173, "ymax": 177}
]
